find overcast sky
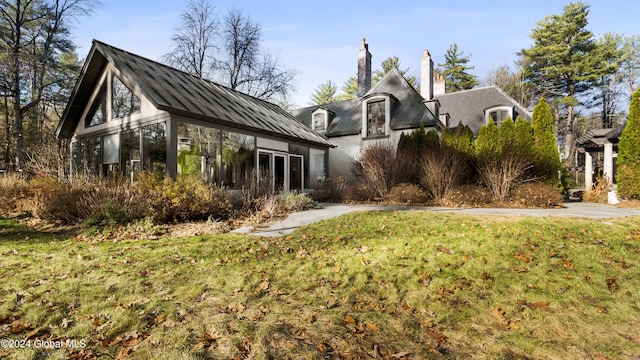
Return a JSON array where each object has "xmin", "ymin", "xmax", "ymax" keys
[{"xmin": 70, "ymin": 0, "xmax": 639, "ymax": 108}]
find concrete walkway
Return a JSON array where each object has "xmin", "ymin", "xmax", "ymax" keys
[{"xmin": 230, "ymin": 202, "xmax": 640, "ymax": 237}]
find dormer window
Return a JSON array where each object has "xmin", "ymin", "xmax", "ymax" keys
[
  {"xmin": 313, "ymin": 113, "xmax": 325, "ymax": 131},
  {"xmin": 311, "ymin": 109, "xmax": 328, "ymax": 131},
  {"xmin": 486, "ymin": 106, "xmax": 513, "ymax": 126},
  {"xmin": 367, "ymin": 100, "xmax": 385, "ymax": 136}
]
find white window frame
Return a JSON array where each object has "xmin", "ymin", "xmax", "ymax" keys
[
  {"xmin": 311, "ymin": 109, "xmax": 328, "ymax": 131},
  {"xmin": 257, "ymin": 149, "xmax": 289, "ymax": 192},
  {"xmin": 485, "ymin": 106, "xmax": 513, "ymax": 126},
  {"xmin": 362, "ymin": 95, "xmax": 391, "ymax": 138}
]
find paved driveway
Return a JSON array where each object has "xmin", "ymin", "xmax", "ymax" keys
[{"xmin": 231, "ymin": 202, "xmax": 640, "ymax": 237}]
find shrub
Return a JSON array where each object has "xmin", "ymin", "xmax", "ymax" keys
[
  {"xmin": 344, "ymin": 182, "xmax": 376, "ymax": 203},
  {"xmin": 279, "ymin": 192, "xmax": 317, "ymax": 212},
  {"xmin": 139, "ymin": 173, "xmax": 232, "ymax": 224},
  {"xmin": 311, "ymin": 177, "xmax": 346, "ymax": 202},
  {"xmin": 617, "ymin": 88, "xmax": 640, "ymax": 199},
  {"xmin": 0, "ymin": 174, "xmax": 29, "ymax": 215},
  {"xmin": 510, "ymin": 182, "xmax": 563, "ymax": 208},
  {"xmin": 386, "ymin": 183, "xmax": 430, "ymax": 204},
  {"xmin": 617, "ymin": 165, "xmax": 640, "ymax": 200},
  {"xmin": 420, "ymin": 146, "xmax": 470, "ymax": 201},
  {"xmin": 583, "ymin": 176, "xmax": 611, "ymax": 204},
  {"xmin": 443, "ymin": 184, "xmax": 492, "ymax": 207},
  {"xmin": 531, "ymin": 98, "xmax": 562, "ymax": 183},
  {"xmin": 84, "ymin": 201, "xmax": 129, "ymax": 228},
  {"xmin": 18, "ymin": 177, "xmax": 150, "ymax": 225},
  {"xmin": 477, "ymin": 151, "xmax": 532, "ymax": 202},
  {"xmin": 353, "ymin": 142, "xmax": 396, "ymax": 197}
]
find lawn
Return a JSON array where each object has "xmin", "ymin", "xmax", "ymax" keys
[{"xmin": 0, "ymin": 212, "xmax": 639, "ymax": 359}]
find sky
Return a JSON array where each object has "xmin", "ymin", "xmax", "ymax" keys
[{"xmin": 70, "ymin": 0, "xmax": 639, "ymax": 108}]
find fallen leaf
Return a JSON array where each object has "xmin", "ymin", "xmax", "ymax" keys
[
  {"xmin": 257, "ymin": 280, "xmax": 270, "ymax": 291},
  {"xmin": 344, "ymin": 313, "xmax": 356, "ymax": 326},
  {"xmin": 391, "ymin": 351, "xmax": 411, "ymax": 358},
  {"xmin": 528, "ymin": 301, "xmax": 550, "ymax": 310},
  {"xmin": 61, "ymin": 318, "xmax": 73, "ymax": 329},
  {"xmin": 606, "ymin": 277, "xmax": 619, "ymax": 293},
  {"xmin": 563, "ymin": 258, "xmax": 575, "ymax": 270},
  {"xmin": 425, "ymin": 329, "xmax": 447, "ymax": 343},
  {"xmin": 365, "ymin": 322, "xmax": 379, "ymax": 332}
]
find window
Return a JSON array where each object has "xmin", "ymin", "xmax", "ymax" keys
[
  {"xmin": 367, "ymin": 100, "xmax": 386, "ymax": 136},
  {"xmin": 142, "ymin": 122, "xmax": 167, "ymax": 175},
  {"xmin": 177, "ymin": 123, "xmax": 221, "ymax": 182},
  {"xmin": 112, "ymin": 75, "xmax": 141, "ymax": 119},
  {"xmin": 85, "ymin": 83, "xmax": 107, "ymax": 127},
  {"xmin": 121, "ymin": 128, "xmax": 141, "ymax": 180},
  {"xmin": 222, "ymin": 131, "xmax": 255, "ymax": 188},
  {"xmin": 313, "ymin": 112, "xmax": 326, "ymax": 131},
  {"xmin": 486, "ymin": 106, "xmax": 512, "ymax": 126}
]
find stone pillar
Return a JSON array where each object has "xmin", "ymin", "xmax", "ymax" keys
[
  {"xmin": 585, "ymin": 151, "xmax": 593, "ymax": 191},
  {"xmin": 603, "ymin": 143, "xmax": 613, "ymax": 185}
]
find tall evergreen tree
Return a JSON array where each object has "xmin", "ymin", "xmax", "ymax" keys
[
  {"xmin": 531, "ymin": 98, "xmax": 561, "ymax": 183},
  {"xmin": 520, "ymin": 2, "xmax": 616, "ymax": 165},
  {"xmin": 309, "ymin": 80, "xmax": 337, "ymax": 105},
  {"xmin": 438, "ymin": 43, "xmax": 478, "ymax": 93},
  {"xmin": 617, "ymin": 88, "xmax": 640, "ymax": 199}
]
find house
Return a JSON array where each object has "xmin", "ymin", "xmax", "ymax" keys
[
  {"xmin": 56, "ymin": 40, "xmax": 333, "ymax": 192},
  {"xmin": 291, "ymin": 39, "xmax": 531, "ymax": 181}
]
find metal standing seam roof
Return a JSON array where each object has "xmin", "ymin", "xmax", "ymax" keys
[{"xmin": 57, "ymin": 40, "xmax": 333, "ymax": 148}]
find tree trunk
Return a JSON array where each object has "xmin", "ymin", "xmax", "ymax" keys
[
  {"xmin": 13, "ymin": 0, "xmax": 24, "ymax": 172},
  {"xmin": 565, "ymin": 104, "xmax": 576, "ymax": 168}
]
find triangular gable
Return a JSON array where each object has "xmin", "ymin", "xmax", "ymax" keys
[{"xmin": 57, "ymin": 40, "xmax": 333, "ymax": 148}]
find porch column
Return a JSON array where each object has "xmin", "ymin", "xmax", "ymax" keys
[
  {"xmin": 603, "ymin": 143, "xmax": 614, "ymax": 185},
  {"xmin": 584, "ymin": 151, "xmax": 593, "ymax": 191}
]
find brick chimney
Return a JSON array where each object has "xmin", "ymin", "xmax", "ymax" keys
[
  {"xmin": 433, "ymin": 73, "xmax": 446, "ymax": 96},
  {"xmin": 357, "ymin": 38, "xmax": 372, "ymax": 97},
  {"xmin": 420, "ymin": 50, "xmax": 434, "ymax": 99}
]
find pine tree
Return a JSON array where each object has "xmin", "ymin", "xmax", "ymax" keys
[
  {"xmin": 617, "ymin": 88, "xmax": 640, "ymax": 199},
  {"xmin": 310, "ymin": 80, "xmax": 338, "ymax": 105},
  {"xmin": 531, "ymin": 98, "xmax": 561, "ymax": 183},
  {"xmin": 438, "ymin": 43, "xmax": 479, "ymax": 92}
]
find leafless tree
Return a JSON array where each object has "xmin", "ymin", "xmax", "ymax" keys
[
  {"xmin": 166, "ymin": 3, "xmax": 296, "ymax": 102},
  {"xmin": 0, "ymin": 0, "xmax": 97, "ymax": 171},
  {"xmin": 163, "ymin": 0, "xmax": 218, "ymax": 79}
]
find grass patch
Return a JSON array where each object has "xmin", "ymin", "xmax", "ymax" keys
[{"xmin": 1, "ymin": 213, "xmax": 639, "ymax": 359}]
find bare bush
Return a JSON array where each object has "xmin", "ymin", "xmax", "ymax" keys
[
  {"xmin": 353, "ymin": 142, "xmax": 396, "ymax": 197},
  {"xmin": 312, "ymin": 177, "xmax": 346, "ymax": 202},
  {"xmin": 476, "ymin": 151, "xmax": 532, "ymax": 202},
  {"xmin": 511, "ymin": 182, "xmax": 562, "ymax": 208},
  {"xmin": 386, "ymin": 183, "xmax": 430, "ymax": 204},
  {"xmin": 420, "ymin": 147, "xmax": 470, "ymax": 201},
  {"xmin": 344, "ymin": 182, "xmax": 376, "ymax": 203},
  {"xmin": 443, "ymin": 184, "xmax": 492, "ymax": 207}
]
